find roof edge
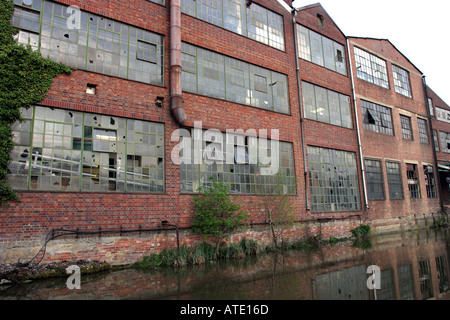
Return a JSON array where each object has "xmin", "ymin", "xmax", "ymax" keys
[
  {"xmin": 348, "ymin": 37, "xmax": 424, "ymax": 75},
  {"xmin": 295, "ymin": 2, "xmax": 347, "ymax": 39}
]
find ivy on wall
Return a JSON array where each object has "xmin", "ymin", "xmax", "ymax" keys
[{"xmin": 0, "ymin": 0, "xmax": 72, "ymax": 206}]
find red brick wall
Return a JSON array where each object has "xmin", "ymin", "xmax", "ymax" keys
[
  {"xmin": 0, "ymin": 0, "xmax": 312, "ymax": 244},
  {"xmin": 0, "ymin": 1, "xmax": 442, "ymax": 265},
  {"xmin": 428, "ymin": 86, "xmax": 450, "ymax": 164},
  {"xmin": 427, "ymin": 86, "xmax": 450, "ymax": 205},
  {"xmin": 348, "ymin": 38, "xmax": 440, "ymax": 220}
]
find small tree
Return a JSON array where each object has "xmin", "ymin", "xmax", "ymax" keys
[
  {"xmin": 257, "ymin": 173, "xmax": 296, "ymax": 249},
  {"xmin": 192, "ymin": 179, "xmax": 248, "ymax": 256}
]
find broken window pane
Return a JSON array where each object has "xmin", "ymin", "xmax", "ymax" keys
[
  {"xmin": 392, "ymin": 65, "xmax": 412, "ymax": 98},
  {"xmin": 361, "ymin": 100, "xmax": 393, "ymax": 136},
  {"xmin": 308, "ymin": 146, "xmax": 361, "ymax": 213},
  {"xmin": 406, "ymin": 164, "xmax": 421, "ymax": 199},
  {"xmin": 12, "ymin": 0, "xmax": 164, "ymax": 84},
  {"xmin": 8, "ymin": 106, "xmax": 165, "ymax": 193},
  {"xmin": 400, "ymin": 115, "xmax": 413, "ymax": 140}
]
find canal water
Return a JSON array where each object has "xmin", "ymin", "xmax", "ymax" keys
[{"xmin": 0, "ymin": 228, "xmax": 449, "ymax": 300}]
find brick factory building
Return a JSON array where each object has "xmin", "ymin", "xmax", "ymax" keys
[
  {"xmin": 427, "ymin": 86, "xmax": 450, "ymax": 208},
  {"xmin": 347, "ymin": 37, "xmax": 441, "ymax": 231},
  {"xmin": 1, "ymin": 0, "xmax": 448, "ymax": 265}
]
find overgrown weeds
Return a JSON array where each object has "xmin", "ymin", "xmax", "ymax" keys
[
  {"xmin": 135, "ymin": 225, "xmax": 374, "ymax": 269},
  {"xmin": 350, "ymin": 224, "xmax": 371, "ymax": 239},
  {"xmin": 134, "ymin": 238, "xmax": 260, "ymax": 269}
]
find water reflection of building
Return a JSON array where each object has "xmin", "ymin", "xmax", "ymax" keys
[
  {"xmin": 1, "ymin": 231, "xmax": 447, "ymax": 301},
  {"xmin": 312, "ymin": 231, "xmax": 450, "ymax": 300}
]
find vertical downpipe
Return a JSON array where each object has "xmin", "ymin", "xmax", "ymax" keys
[
  {"xmin": 292, "ymin": 9, "xmax": 310, "ymax": 211},
  {"xmin": 346, "ymin": 38, "xmax": 369, "ymax": 209},
  {"xmin": 170, "ymin": 0, "xmax": 187, "ymax": 124}
]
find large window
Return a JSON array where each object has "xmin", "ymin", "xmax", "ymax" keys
[
  {"xmin": 11, "ymin": 0, "xmax": 164, "ymax": 85},
  {"xmin": 436, "ymin": 256, "xmax": 449, "ymax": 294},
  {"xmin": 398, "ymin": 264, "xmax": 415, "ymax": 300},
  {"xmin": 361, "ymin": 100, "xmax": 394, "ymax": 136},
  {"xmin": 181, "ymin": 42, "xmax": 289, "ymax": 114},
  {"xmin": 400, "ymin": 115, "xmax": 413, "ymax": 141},
  {"xmin": 433, "ymin": 130, "xmax": 440, "ymax": 152},
  {"xmin": 427, "ymin": 98, "xmax": 434, "ymax": 118},
  {"xmin": 392, "ymin": 65, "xmax": 412, "ymax": 98},
  {"xmin": 406, "ymin": 164, "xmax": 421, "ymax": 199},
  {"xmin": 386, "ymin": 162, "xmax": 404, "ymax": 200},
  {"xmin": 365, "ymin": 159, "xmax": 384, "ymax": 200},
  {"xmin": 8, "ymin": 106, "xmax": 165, "ymax": 192},
  {"xmin": 308, "ymin": 146, "xmax": 361, "ymax": 213},
  {"xmin": 302, "ymin": 82, "xmax": 353, "ymax": 129},
  {"xmin": 182, "ymin": 0, "xmax": 285, "ymax": 51},
  {"xmin": 11, "ymin": 5, "xmax": 41, "ymax": 51},
  {"xmin": 179, "ymin": 131, "xmax": 296, "ymax": 195},
  {"xmin": 297, "ymin": 25, "xmax": 347, "ymax": 76},
  {"xmin": 417, "ymin": 118, "xmax": 429, "ymax": 144},
  {"xmin": 436, "ymin": 107, "xmax": 450, "ymax": 124},
  {"xmin": 353, "ymin": 47, "xmax": 389, "ymax": 89},
  {"xmin": 439, "ymin": 132, "xmax": 450, "ymax": 153},
  {"xmin": 424, "ymin": 165, "xmax": 437, "ymax": 199}
]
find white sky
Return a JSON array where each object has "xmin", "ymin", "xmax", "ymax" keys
[{"xmin": 291, "ymin": 0, "xmax": 450, "ymax": 105}]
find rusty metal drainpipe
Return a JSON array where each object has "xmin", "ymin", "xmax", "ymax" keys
[
  {"xmin": 170, "ymin": 0, "xmax": 187, "ymax": 125},
  {"xmin": 162, "ymin": 221, "xmax": 181, "ymax": 256},
  {"xmin": 291, "ymin": 7, "xmax": 310, "ymax": 211}
]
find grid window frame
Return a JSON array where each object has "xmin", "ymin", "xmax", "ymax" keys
[
  {"xmin": 181, "ymin": 0, "xmax": 285, "ymax": 51},
  {"xmin": 12, "ymin": 0, "xmax": 165, "ymax": 86},
  {"xmin": 392, "ymin": 64, "xmax": 413, "ymax": 98},
  {"xmin": 297, "ymin": 24, "xmax": 347, "ymax": 76},
  {"xmin": 400, "ymin": 115, "xmax": 413, "ymax": 141},
  {"xmin": 436, "ymin": 256, "xmax": 449, "ymax": 294},
  {"xmin": 365, "ymin": 159, "xmax": 385, "ymax": 200},
  {"xmin": 398, "ymin": 264, "xmax": 415, "ymax": 300},
  {"xmin": 179, "ymin": 132, "xmax": 296, "ymax": 196},
  {"xmin": 406, "ymin": 163, "xmax": 421, "ymax": 199},
  {"xmin": 11, "ymin": 5, "xmax": 41, "ymax": 51},
  {"xmin": 361, "ymin": 100, "xmax": 394, "ymax": 136},
  {"xmin": 433, "ymin": 130, "xmax": 440, "ymax": 152},
  {"xmin": 439, "ymin": 131, "xmax": 450, "ymax": 154},
  {"xmin": 417, "ymin": 118, "xmax": 429, "ymax": 144},
  {"xmin": 181, "ymin": 42, "xmax": 290, "ymax": 114},
  {"xmin": 302, "ymin": 81, "xmax": 353, "ymax": 129},
  {"xmin": 424, "ymin": 165, "xmax": 437, "ymax": 199},
  {"xmin": 428, "ymin": 98, "xmax": 435, "ymax": 118},
  {"xmin": 308, "ymin": 146, "xmax": 361, "ymax": 213},
  {"xmin": 386, "ymin": 161, "xmax": 404, "ymax": 200},
  {"xmin": 353, "ymin": 46, "xmax": 389, "ymax": 89},
  {"xmin": 8, "ymin": 106, "xmax": 165, "ymax": 193}
]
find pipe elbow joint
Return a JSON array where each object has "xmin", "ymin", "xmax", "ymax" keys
[{"xmin": 170, "ymin": 95, "xmax": 187, "ymax": 124}]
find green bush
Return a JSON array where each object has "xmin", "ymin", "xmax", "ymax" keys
[
  {"xmin": 350, "ymin": 224, "xmax": 371, "ymax": 238},
  {"xmin": 191, "ymin": 179, "xmax": 249, "ymax": 255}
]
